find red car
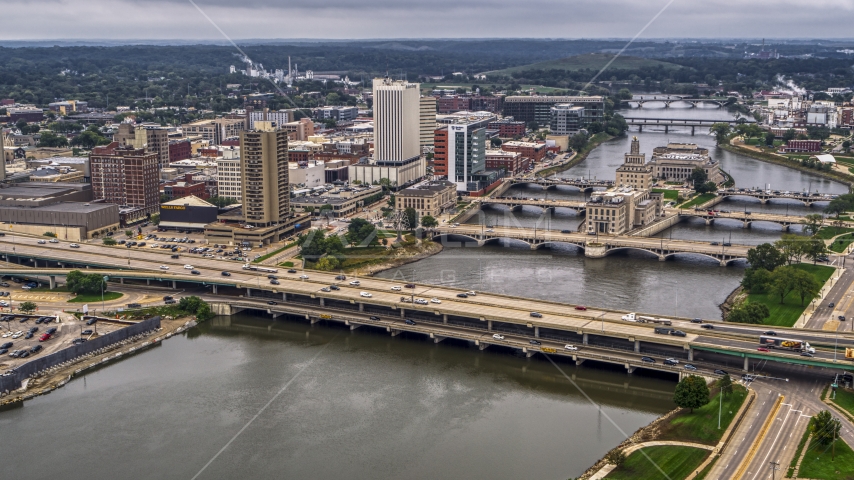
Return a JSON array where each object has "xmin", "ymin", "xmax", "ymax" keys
[
  {"xmin": 39, "ymin": 333, "xmax": 51, "ymax": 342},
  {"xmin": 575, "ymin": 305, "xmax": 587, "ymax": 311},
  {"xmin": 757, "ymin": 347, "xmax": 769, "ymax": 352}
]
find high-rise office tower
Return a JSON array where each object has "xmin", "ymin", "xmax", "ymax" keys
[
  {"xmin": 239, "ymin": 121, "xmax": 289, "ymax": 227},
  {"xmin": 419, "ymin": 96, "xmax": 437, "ymax": 148},
  {"xmin": 373, "ymin": 78, "xmax": 421, "ymax": 163}
]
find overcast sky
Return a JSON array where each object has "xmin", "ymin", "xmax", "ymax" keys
[{"xmin": 3, "ymin": 0, "xmax": 854, "ymax": 41}]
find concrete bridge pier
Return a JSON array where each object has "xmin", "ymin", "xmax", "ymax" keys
[
  {"xmin": 582, "ymin": 333, "xmax": 588, "ymax": 345},
  {"xmin": 522, "ymin": 347, "xmax": 535, "ymax": 358},
  {"xmin": 430, "ymin": 333, "xmax": 445, "ymax": 343},
  {"xmin": 443, "ymin": 314, "xmax": 448, "ymax": 324},
  {"xmin": 574, "ymin": 357, "xmax": 586, "ymax": 366},
  {"xmin": 634, "ymin": 340, "xmax": 640, "ymax": 352},
  {"xmin": 781, "ymin": 224, "xmax": 790, "ymax": 232},
  {"xmin": 400, "ymin": 308, "xmax": 405, "ymax": 318},
  {"xmin": 534, "ymin": 326, "xmax": 540, "ymax": 338},
  {"xmin": 658, "ymin": 255, "xmax": 666, "ymax": 262},
  {"xmin": 625, "ymin": 364, "xmax": 635, "ymax": 374},
  {"xmin": 48, "ymin": 275, "xmax": 56, "ymax": 289},
  {"xmin": 319, "ymin": 298, "xmax": 325, "ymax": 307},
  {"xmin": 477, "ymin": 340, "xmax": 489, "ymax": 351},
  {"xmin": 246, "ymin": 287, "xmax": 251, "ymax": 297},
  {"xmin": 146, "ymin": 279, "xmax": 150, "ymax": 286},
  {"xmin": 638, "ymin": 125, "xmax": 642, "ymax": 133},
  {"xmin": 387, "ymin": 327, "xmax": 400, "ymax": 337},
  {"xmin": 759, "ymin": 198, "xmax": 768, "ymax": 204},
  {"xmin": 705, "ymin": 218, "xmax": 714, "ymax": 226},
  {"xmin": 172, "ymin": 280, "xmax": 177, "ymax": 289},
  {"xmin": 720, "ymin": 259, "xmax": 729, "ymax": 267},
  {"xmin": 487, "ymin": 320, "xmax": 493, "ymax": 331},
  {"xmin": 691, "ymin": 126, "xmax": 695, "ymax": 136},
  {"xmin": 282, "ymin": 292, "xmax": 287, "ymax": 301},
  {"xmin": 743, "ymin": 356, "xmax": 749, "ymax": 372},
  {"xmin": 212, "ymin": 285, "xmax": 218, "ymax": 294},
  {"xmin": 358, "ymin": 303, "xmax": 364, "ymax": 312},
  {"xmin": 687, "ymin": 346, "xmax": 694, "ymax": 361},
  {"xmin": 743, "ymin": 221, "xmax": 751, "ymax": 229},
  {"xmin": 664, "ymin": 125, "xmax": 669, "ymax": 133}
]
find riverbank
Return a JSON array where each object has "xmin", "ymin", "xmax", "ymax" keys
[
  {"xmin": 537, "ymin": 132, "xmax": 615, "ymax": 178},
  {"xmin": 354, "ymin": 238, "xmax": 444, "ymax": 276},
  {"xmin": 719, "ymin": 143, "xmax": 854, "ymax": 189},
  {"xmin": 0, "ymin": 316, "xmax": 195, "ymax": 406}
]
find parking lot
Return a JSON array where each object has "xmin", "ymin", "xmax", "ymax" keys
[{"xmin": 0, "ymin": 313, "xmax": 124, "ymax": 374}]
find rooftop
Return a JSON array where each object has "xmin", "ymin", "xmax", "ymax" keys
[{"xmin": 161, "ymin": 195, "xmax": 215, "ymax": 208}]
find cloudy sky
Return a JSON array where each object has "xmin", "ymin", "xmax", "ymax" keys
[{"xmin": 3, "ymin": 0, "xmax": 854, "ymax": 41}]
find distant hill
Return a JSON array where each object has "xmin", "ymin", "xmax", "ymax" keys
[{"xmin": 485, "ymin": 53, "xmax": 685, "ymax": 75}]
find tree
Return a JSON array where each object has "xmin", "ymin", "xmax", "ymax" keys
[
  {"xmin": 764, "ymin": 131, "xmax": 776, "ymax": 147},
  {"xmin": 769, "ymin": 266, "xmax": 798, "ymax": 304},
  {"xmin": 605, "ymin": 449, "xmax": 627, "ymax": 466},
  {"xmin": 717, "ymin": 374, "xmax": 733, "ymax": 398},
  {"xmin": 490, "ymin": 138, "xmax": 502, "ymax": 147},
  {"xmin": 421, "ymin": 215, "xmax": 438, "ymax": 228},
  {"xmin": 403, "ymin": 207, "xmax": 418, "ymax": 231},
  {"xmin": 774, "ymin": 234, "xmax": 807, "ymax": 265},
  {"xmin": 208, "ymin": 196, "xmax": 238, "ymax": 208},
  {"xmin": 790, "ymin": 268, "xmax": 821, "ymax": 306},
  {"xmin": 18, "ymin": 301, "xmax": 38, "ymax": 314},
  {"xmin": 843, "ymin": 140, "xmax": 851, "ymax": 153},
  {"xmin": 727, "ymin": 302, "xmax": 769, "ymax": 324},
  {"xmin": 741, "ymin": 267, "xmax": 773, "ymax": 293},
  {"xmin": 803, "ymin": 213, "xmax": 824, "ymax": 237},
  {"xmin": 690, "ymin": 167, "xmax": 709, "ymax": 189},
  {"xmin": 824, "ymin": 197, "xmax": 853, "ymax": 218},
  {"xmin": 527, "ymin": 121, "xmax": 539, "ymax": 132},
  {"xmin": 36, "ymin": 132, "xmax": 69, "ymax": 148},
  {"xmin": 125, "ymin": 230, "xmax": 133, "ymax": 237},
  {"xmin": 782, "ymin": 128, "xmax": 797, "ymax": 143},
  {"xmin": 746, "ymin": 243, "xmax": 786, "ymax": 272},
  {"xmin": 810, "ymin": 410, "xmax": 841, "ymax": 446},
  {"xmin": 103, "ymin": 237, "xmax": 117, "ymax": 246},
  {"xmin": 70, "ymin": 130, "xmax": 109, "ymax": 149},
  {"xmin": 696, "ymin": 181, "xmax": 718, "ymax": 194},
  {"xmin": 673, "ymin": 375, "xmax": 711, "ymax": 413},
  {"xmin": 43, "ymin": 231, "xmax": 57, "ymax": 238},
  {"xmin": 66, "ymin": 270, "xmax": 106, "ymax": 295},
  {"xmin": 803, "ymin": 238, "xmax": 828, "ymax": 265},
  {"xmin": 314, "ymin": 256, "xmax": 340, "ymax": 271},
  {"xmin": 709, "ymin": 123, "xmax": 732, "ymax": 144},
  {"xmin": 150, "ymin": 213, "xmax": 160, "ymax": 225},
  {"xmin": 346, "ymin": 218, "xmax": 377, "ymax": 246},
  {"xmin": 378, "ymin": 178, "xmax": 392, "ymax": 191},
  {"xmin": 569, "ymin": 132, "xmax": 588, "ymax": 151},
  {"xmin": 387, "ymin": 194, "xmax": 395, "ymax": 208}
]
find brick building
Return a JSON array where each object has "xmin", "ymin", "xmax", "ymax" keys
[
  {"xmin": 433, "ymin": 128, "xmax": 449, "ymax": 176},
  {"xmin": 169, "ymin": 139, "xmax": 192, "ymax": 162},
  {"xmin": 90, "ymin": 143, "xmax": 160, "ymax": 224},
  {"xmin": 484, "ymin": 149, "xmax": 530, "ymax": 175},
  {"xmin": 488, "ymin": 119, "xmax": 526, "ymax": 138},
  {"xmin": 784, "ymin": 139, "xmax": 822, "ymax": 153},
  {"xmin": 501, "ymin": 141, "xmax": 546, "ymax": 163}
]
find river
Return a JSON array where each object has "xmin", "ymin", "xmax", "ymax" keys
[{"xmin": 1, "ymin": 314, "xmax": 675, "ymax": 479}]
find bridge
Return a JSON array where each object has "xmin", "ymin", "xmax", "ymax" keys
[
  {"xmin": 629, "ymin": 97, "xmax": 725, "ymax": 108},
  {"xmin": 676, "ymin": 209, "xmax": 807, "ymax": 231},
  {"xmin": 480, "ymin": 197, "xmax": 587, "ymax": 213},
  {"xmin": 718, "ymin": 189, "xmax": 836, "ymax": 206},
  {"xmin": 622, "ymin": 117, "xmax": 753, "ymax": 135},
  {"xmin": 508, "ymin": 178, "xmax": 615, "ymax": 191},
  {"xmin": 437, "ymin": 225, "xmax": 750, "ymax": 265}
]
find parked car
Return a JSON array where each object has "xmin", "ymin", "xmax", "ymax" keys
[
  {"xmin": 38, "ymin": 333, "xmax": 52, "ymax": 342},
  {"xmin": 30, "ymin": 345, "xmax": 43, "ymax": 354}
]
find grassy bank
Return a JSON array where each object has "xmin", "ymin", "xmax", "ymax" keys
[
  {"xmin": 829, "ymin": 233, "xmax": 854, "ymax": 253},
  {"xmin": 798, "ymin": 436, "xmax": 854, "ymax": 479},
  {"xmin": 67, "ymin": 291, "xmax": 123, "ymax": 303},
  {"xmin": 719, "ymin": 143, "xmax": 854, "ymax": 187},
  {"xmin": 652, "ymin": 188, "xmax": 679, "ymax": 202},
  {"xmin": 678, "ymin": 193, "xmax": 717, "ymax": 209},
  {"xmin": 657, "ymin": 384, "xmax": 749, "ymax": 445},
  {"xmin": 252, "ymin": 242, "xmax": 297, "ymax": 263},
  {"xmin": 304, "ymin": 237, "xmax": 442, "ymax": 274},
  {"xmin": 787, "ymin": 427, "xmax": 812, "ymax": 478},
  {"xmin": 744, "ymin": 263, "xmax": 835, "ymax": 327},
  {"xmin": 536, "ymin": 132, "xmax": 613, "ymax": 178},
  {"xmin": 605, "ymin": 445, "xmax": 709, "ymax": 479},
  {"xmin": 834, "ymin": 389, "xmax": 854, "ymax": 418},
  {"xmin": 816, "ymin": 226, "xmax": 854, "ymax": 240}
]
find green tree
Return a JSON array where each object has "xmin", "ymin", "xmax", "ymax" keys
[
  {"xmin": 297, "ymin": 230, "xmax": 327, "ymax": 260},
  {"xmin": 746, "ymin": 243, "xmax": 786, "ymax": 272},
  {"xmin": 403, "ymin": 207, "xmax": 418, "ymax": 230},
  {"xmin": 717, "ymin": 374, "xmax": 733, "ymax": 398},
  {"xmin": 690, "ymin": 167, "xmax": 709, "ymax": 189},
  {"xmin": 150, "ymin": 213, "xmax": 160, "ymax": 225},
  {"xmin": 70, "ymin": 130, "xmax": 109, "ymax": 149},
  {"xmin": 782, "ymin": 128, "xmax": 797, "ymax": 143},
  {"xmin": 727, "ymin": 302, "xmax": 769, "ymax": 324},
  {"xmin": 673, "ymin": 375, "xmax": 711, "ymax": 413},
  {"xmin": 103, "ymin": 237, "xmax": 117, "ymax": 246},
  {"xmin": 314, "ymin": 256, "xmax": 340, "ymax": 271},
  {"xmin": 208, "ymin": 196, "xmax": 238, "ymax": 208},
  {"xmin": 824, "ymin": 196, "xmax": 853, "ymax": 218},
  {"xmin": 790, "ymin": 268, "xmax": 821, "ymax": 306},
  {"xmin": 346, "ymin": 218, "xmax": 377, "ymax": 246},
  {"xmin": 490, "ymin": 138, "xmax": 502, "ymax": 147},
  {"xmin": 616, "ymin": 88, "xmax": 633, "ymax": 100},
  {"xmin": 65, "ymin": 270, "xmax": 106, "ymax": 295},
  {"xmin": 527, "ymin": 120, "xmax": 539, "ymax": 132},
  {"xmin": 803, "ymin": 237, "xmax": 828, "ymax": 265},
  {"xmin": 769, "ymin": 266, "xmax": 798, "ymax": 304},
  {"xmin": 774, "ymin": 234, "xmax": 807, "ymax": 265},
  {"xmin": 421, "ymin": 215, "xmax": 438, "ymax": 228},
  {"xmin": 43, "ymin": 231, "xmax": 57, "ymax": 238},
  {"xmin": 569, "ymin": 132, "xmax": 588, "ymax": 151},
  {"xmin": 18, "ymin": 301, "xmax": 38, "ymax": 314},
  {"xmin": 741, "ymin": 267, "xmax": 773, "ymax": 293},
  {"xmin": 764, "ymin": 131, "xmax": 776, "ymax": 147},
  {"xmin": 802, "ymin": 213, "xmax": 824, "ymax": 237},
  {"xmin": 36, "ymin": 132, "xmax": 69, "ymax": 148},
  {"xmin": 709, "ymin": 123, "xmax": 732, "ymax": 144},
  {"xmin": 810, "ymin": 410, "xmax": 841, "ymax": 446},
  {"xmin": 125, "ymin": 230, "xmax": 133, "ymax": 237}
]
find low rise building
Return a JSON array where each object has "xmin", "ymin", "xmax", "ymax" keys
[
  {"xmin": 291, "ymin": 184, "xmax": 384, "ymax": 218},
  {"xmin": 394, "ymin": 180, "xmax": 456, "ymax": 219},
  {"xmin": 159, "ymin": 195, "xmax": 219, "ymax": 231},
  {"xmin": 647, "ymin": 143, "xmax": 722, "ymax": 184},
  {"xmin": 488, "ymin": 118, "xmax": 526, "ymax": 138},
  {"xmin": 501, "ymin": 141, "xmax": 546, "ymax": 163},
  {"xmin": 29, "ymin": 166, "xmax": 85, "ymax": 183},
  {"xmin": 585, "ymin": 188, "xmax": 660, "ymax": 236},
  {"xmin": 289, "ymin": 160, "xmax": 326, "ymax": 188},
  {"xmin": 783, "ymin": 139, "xmax": 822, "ymax": 153},
  {"xmin": 484, "ymin": 149, "xmax": 529, "ymax": 175}
]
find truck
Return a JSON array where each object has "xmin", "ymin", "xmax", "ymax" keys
[
  {"xmin": 622, "ymin": 312, "xmax": 672, "ymax": 326},
  {"xmin": 242, "ymin": 264, "xmax": 278, "ymax": 274},
  {"xmin": 845, "ymin": 348, "xmax": 854, "ymax": 360},
  {"xmin": 759, "ymin": 335, "xmax": 816, "ymax": 354}
]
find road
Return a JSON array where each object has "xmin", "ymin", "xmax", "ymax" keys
[{"xmin": 806, "ymin": 250, "xmax": 854, "ymax": 333}]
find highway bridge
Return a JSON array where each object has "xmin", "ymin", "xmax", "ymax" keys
[
  {"xmin": 437, "ymin": 225, "xmax": 750, "ymax": 265},
  {"xmin": 628, "ymin": 97, "xmax": 725, "ymax": 108},
  {"xmin": 508, "ymin": 178, "xmax": 614, "ymax": 191},
  {"xmin": 622, "ymin": 117, "xmax": 753, "ymax": 134},
  {"xmin": 0, "ymin": 234, "xmax": 852, "ymax": 374},
  {"xmin": 676, "ymin": 209, "xmax": 806, "ymax": 231}
]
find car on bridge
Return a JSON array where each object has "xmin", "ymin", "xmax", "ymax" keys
[
  {"xmin": 37, "ymin": 239, "xmax": 46, "ymax": 244},
  {"xmin": 221, "ymin": 272, "xmax": 231, "ymax": 276},
  {"xmin": 391, "ymin": 286, "xmax": 402, "ymax": 291},
  {"xmin": 267, "ymin": 301, "xmax": 277, "ymax": 305},
  {"xmin": 529, "ymin": 339, "xmax": 541, "ymax": 346},
  {"xmin": 764, "ymin": 330, "xmax": 777, "ymax": 336},
  {"xmin": 684, "ymin": 364, "xmax": 697, "ymax": 371},
  {"xmin": 701, "ymin": 324, "xmax": 714, "ymax": 330},
  {"xmin": 50, "ymin": 238, "xmax": 59, "ymax": 243},
  {"xmin": 405, "ymin": 319, "xmax": 416, "ymax": 326},
  {"xmin": 191, "ymin": 270, "xmax": 201, "ymax": 275},
  {"xmin": 757, "ymin": 347, "xmax": 770, "ymax": 352},
  {"xmin": 564, "ymin": 345, "xmax": 578, "ymax": 351},
  {"xmin": 529, "ymin": 312, "xmax": 542, "ymax": 318},
  {"xmin": 430, "ymin": 298, "xmax": 441, "ymax": 304},
  {"xmin": 360, "ymin": 292, "xmax": 372, "ymax": 298},
  {"xmin": 641, "ymin": 356, "xmax": 655, "ymax": 363},
  {"xmin": 69, "ymin": 243, "xmax": 80, "ymax": 248},
  {"xmin": 184, "ymin": 265, "xmax": 194, "ymax": 270},
  {"xmin": 714, "ymin": 369, "xmax": 728, "ymax": 375},
  {"xmin": 492, "ymin": 334, "xmax": 505, "ymax": 341},
  {"xmin": 350, "ymin": 280, "xmax": 361, "ymax": 286},
  {"xmin": 575, "ymin": 306, "xmax": 587, "ymax": 311},
  {"xmin": 159, "ymin": 265, "xmax": 169, "ymax": 270}
]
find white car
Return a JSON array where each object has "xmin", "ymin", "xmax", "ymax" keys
[
  {"xmin": 485, "ymin": 229, "xmax": 494, "ymax": 233},
  {"xmin": 1, "ymin": 331, "xmax": 11, "ymax": 338},
  {"xmin": 350, "ymin": 280, "xmax": 361, "ymax": 286},
  {"xmin": 466, "ymin": 291, "xmax": 477, "ymax": 296},
  {"xmin": 183, "ymin": 265, "xmax": 194, "ymax": 270},
  {"xmin": 564, "ymin": 345, "xmax": 578, "ymax": 351},
  {"xmin": 69, "ymin": 243, "xmax": 80, "ymax": 248},
  {"xmin": 159, "ymin": 265, "xmax": 169, "ymax": 270},
  {"xmin": 300, "ymin": 274, "xmax": 309, "ymax": 279},
  {"xmin": 391, "ymin": 286, "xmax": 402, "ymax": 291},
  {"xmin": 0, "ymin": 301, "xmax": 8, "ymax": 307},
  {"xmin": 37, "ymin": 240, "xmax": 46, "ymax": 244},
  {"xmin": 665, "ymin": 357, "xmax": 679, "ymax": 365},
  {"xmin": 49, "ymin": 238, "xmax": 59, "ymax": 243},
  {"xmin": 415, "ymin": 299, "xmax": 428, "ymax": 305},
  {"xmin": 360, "ymin": 291, "xmax": 373, "ymax": 298},
  {"xmin": 492, "ymin": 334, "xmax": 505, "ymax": 341},
  {"xmin": 11, "ymin": 331, "xmax": 22, "ymax": 339},
  {"xmin": 430, "ymin": 298, "xmax": 441, "ymax": 304}
]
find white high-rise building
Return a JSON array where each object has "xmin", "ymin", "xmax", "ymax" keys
[
  {"xmin": 216, "ymin": 147, "xmax": 242, "ymax": 202},
  {"xmin": 373, "ymin": 78, "xmax": 421, "ymax": 163}
]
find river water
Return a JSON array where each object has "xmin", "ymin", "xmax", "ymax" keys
[
  {"xmin": 1, "ymin": 315, "xmax": 674, "ymax": 479},
  {"xmin": 4, "ymin": 105, "xmax": 848, "ymax": 480}
]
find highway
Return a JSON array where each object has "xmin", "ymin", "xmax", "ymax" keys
[{"xmin": 1, "ymin": 234, "xmax": 854, "ymax": 373}]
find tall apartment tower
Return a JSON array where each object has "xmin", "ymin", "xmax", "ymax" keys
[
  {"xmin": 373, "ymin": 78, "xmax": 421, "ymax": 163},
  {"xmin": 239, "ymin": 122, "xmax": 289, "ymax": 227},
  {"xmin": 615, "ymin": 136, "xmax": 652, "ymax": 190},
  {"xmin": 90, "ymin": 143, "xmax": 160, "ymax": 222},
  {"xmin": 419, "ymin": 96, "xmax": 437, "ymax": 148}
]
